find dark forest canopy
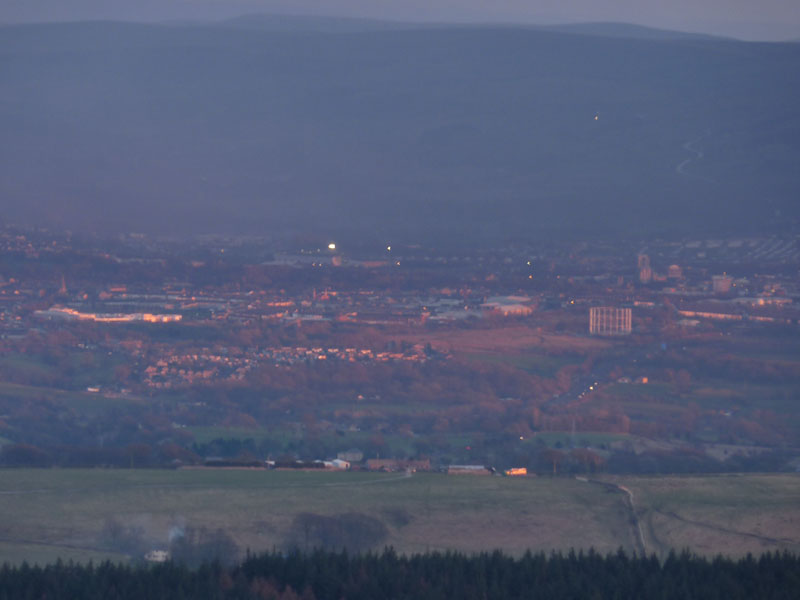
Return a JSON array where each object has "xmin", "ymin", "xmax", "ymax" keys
[
  {"xmin": 1, "ymin": 19, "xmax": 799, "ymax": 242},
  {"xmin": 1, "ymin": 548, "xmax": 798, "ymax": 600}
]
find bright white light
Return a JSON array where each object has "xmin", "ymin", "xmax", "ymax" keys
[
  {"xmin": 386, "ymin": 245, "xmax": 391, "ymax": 251},
  {"xmin": 328, "ymin": 243, "xmax": 336, "ymax": 250}
]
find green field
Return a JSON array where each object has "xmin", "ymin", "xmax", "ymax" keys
[
  {"xmin": 0, "ymin": 469, "xmax": 797, "ymax": 565},
  {"xmin": 0, "ymin": 354, "xmax": 53, "ymax": 379},
  {"xmin": 463, "ymin": 351, "xmax": 582, "ymax": 377},
  {"xmin": 0, "ymin": 350, "xmax": 127, "ymax": 389},
  {"xmin": 0, "ymin": 381, "xmax": 138, "ymax": 414},
  {"xmin": 620, "ymin": 474, "xmax": 800, "ymax": 558}
]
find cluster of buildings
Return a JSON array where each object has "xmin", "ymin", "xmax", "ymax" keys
[
  {"xmin": 196, "ymin": 455, "xmax": 518, "ymax": 477},
  {"xmin": 586, "ymin": 242, "xmax": 798, "ymax": 334},
  {"xmin": 143, "ymin": 345, "xmax": 435, "ymax": 389},
  {"xmin": 26, "ymin": 288, "xmax": 541, "ymax": 330},
  {"xmin": 2, "ymin": 226, "xmax": 799, "ymax": 357},
  {"xmin": 34, "ymin": 306, "xmax": 182, "ymax": 323}
]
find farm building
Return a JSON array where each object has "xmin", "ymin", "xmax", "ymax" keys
[
  {"xmin": 447, "ymin": 465, "xmax": 492, "ymax": 475},
  {"xmin": 504, "ymin": 467, "xmax": 528, "ymax": 477},
  {"xmin": 366, "ymin": 458, "xmax": 431, "ymax": 472}
]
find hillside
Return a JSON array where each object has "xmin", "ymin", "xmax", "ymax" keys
[{"xmin": 1, "ymin": 20, "xmax": 799, "ymax": 240}]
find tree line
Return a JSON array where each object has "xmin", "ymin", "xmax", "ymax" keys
[{"xmin": 1, "ymin": 548, "xmax": 798, "ymax": 600}]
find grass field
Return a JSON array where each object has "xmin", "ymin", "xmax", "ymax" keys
[
  {"xmin": 395, "ymin": 327, "xmax": 611, "ymax": 355},
  {"xmin": 617, "ymin": 474, "xmax": 800, "ymax": 558},
  {"xmin": 0, "ymin": 350, "xmax": 127, "ymax": 389},
  {"xmin": 0, "ymin": 354, "xmax": 53, "ymax": 379},
  {"xmin": 463, "ymin": 351, "xmax": 582, "ymax": 377},
  {"xmin": 0, "ymin": 469, "xmax": 797, "ymax": 565},
  {"xmin": 0, "ymin": 381, "xmax": 138, "ymax": 414}
]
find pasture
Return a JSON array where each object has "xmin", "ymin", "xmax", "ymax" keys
[{"xmin": 0, "ymin": 469, "xmax": 797, "ymax": 565}]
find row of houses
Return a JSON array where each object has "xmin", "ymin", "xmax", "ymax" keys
[{"xmin": 142, "ymin": 344, "xmax": 432, "ymax": 388}]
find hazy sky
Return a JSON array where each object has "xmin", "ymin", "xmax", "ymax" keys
[{"xmin": 2, "ymin": 0, "xmax": 800, "ymax": 40}]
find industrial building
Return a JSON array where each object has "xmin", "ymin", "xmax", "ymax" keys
[
  {"xmin": 589, "ymin": 306, "xmax": 632, "ymax": 335},
  {"xmin": 712, "ymin": 274, "xmax": 733, "ymax": 294}
]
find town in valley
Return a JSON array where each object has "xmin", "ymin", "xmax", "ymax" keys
[{"xmin": 1, "ymin": 225, "xmax": 797, "ymax": 476}]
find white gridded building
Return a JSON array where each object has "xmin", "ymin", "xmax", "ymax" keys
[{"xmin": 589, "ymin": 307, "xmax": 632, "ymax": 335}]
